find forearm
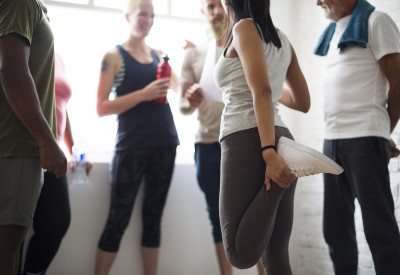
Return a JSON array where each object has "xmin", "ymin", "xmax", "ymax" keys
[
  {"xmin": 278, "ymin": 88, "xmax": 293, "ymax": 108},
  {"xmin": 179, "ymin": 96, "xmax": 195, "ymax": 115},
  {"xmin": 282, "ymin": 48, "xmax": 311, "ymax": 113},
  {"xmin": 63, "ymin": 112, "xmax": 74, "ymax": 156},
  {"xmin": 178, "ymin": 83, "xmax": 196, "ymax": 115},
  {"xmin": 279, "ymin": 87, "xmax": 310, "ymax": 113},
  {"xmin": 253, "ymin": 93, "xmax": 276, "ymax": 147},
  {"xmin": 1, "ymin": 72, "xmax": 56, "ymax": 147},
  {"xmin": 387, "ymin": 85, "xmax": 400, "ymax": 133},
  {"xmin": 97, "ymin": 89, "xmax": 146, "ymax": 116}
]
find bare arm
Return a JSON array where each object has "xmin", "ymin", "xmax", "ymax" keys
[
  {"xmin": 63, "ymin": 111, "xmax": 74, "ymax": 156},
  {"xmin": 179, "ymin": 83, "xmax": 195, "ymax": 114},
  {"xmin": 231, "ymin": 20, "xmax": 295, "ymax": 189},
  {"xmin": 170, "ymin": 69, "xmax": 179, "ymax": 93},
  {"xmin": 180, "ymin": 83, "xmax": 204, "ymax": 113},
  {"xmin": 96, "ymin": 50, "xmax": 169, "ymax": 117},
  {"xmin": 378, "ymin": 53, "xmax": 400, "ymax": 133},
  {"xmin": 179, "ymin": 48, "xmax": 203, "ymax": 114},
  {"xmin": 378, "ymin": 53, "xmax": 400, "ymax": 157},
  {"xmin": 279, "ymin": 45, "xmax": 310, "ymax": 113},
  {"xmin": 0, "ymin": 34, "xmax": 66, "ymax": 177}
]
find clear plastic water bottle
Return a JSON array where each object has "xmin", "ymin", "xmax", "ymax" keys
[{"xmin": 72, "ymin": 142, "xmax": 88, "ymax": 184}]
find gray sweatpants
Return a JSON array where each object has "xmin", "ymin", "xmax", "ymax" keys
[{"xmin": 220, "ymin": 126, "xmax": 297, "ymax": 275}]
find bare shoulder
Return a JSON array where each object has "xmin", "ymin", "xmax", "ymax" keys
[
  {"xmin": 232, "ymin": 19, "xmax": 262, "ymax": 47},
  {"xmin": 101, "ymin": 47, "xmax": 121, "ymax": 73},
  {"xmin": 233, "ymin": 19, "xmax": 258, "ymax": 36},
  {"xmin": 106, "ymin": 47, "xmax": 122, "ymax": 60}
]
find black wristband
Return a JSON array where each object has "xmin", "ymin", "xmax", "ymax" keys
[{"xmin": 261, "ymin": 145, "xmax": 277, "ymax": 152}]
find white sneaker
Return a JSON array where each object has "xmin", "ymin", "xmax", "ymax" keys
[{"xmin": 277, "ymin": 137, "xmax": 344, "ymax": 177}]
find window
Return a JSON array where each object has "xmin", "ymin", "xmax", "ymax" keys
[
  {"xmin": 47, "ymin": 1, "xmax": 208, "ymax": 163},
  {"xmin": 171, "ymin": 0, "xmax": 202, "ymax": 19},
  {"xmin": 93, "ymin": 0, "xmax": 126, "ymax": 9},
  {"xmin": 51, "ymin": 0, "xmax": 89, "ymax": 4},
  {"xmin": 93, "ymin": 0, "xmax": 168, "ymax": 14}
]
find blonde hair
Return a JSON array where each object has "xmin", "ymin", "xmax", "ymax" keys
[{"xmin": 124, "ymin": 0, "xmax": 153, "ymax": 14}]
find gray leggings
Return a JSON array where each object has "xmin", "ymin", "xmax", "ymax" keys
[{"xmin": 220, "ymin": 126, "xmax": 297, "ymax": 275}]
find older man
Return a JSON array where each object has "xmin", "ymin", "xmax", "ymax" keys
[{"xmin": 315, "ymin": 0, "xmax": 400, "ymax": 274}]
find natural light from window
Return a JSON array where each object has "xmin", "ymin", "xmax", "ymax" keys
[{"xmin": 46, "ymin": 0, "xmax": 209, "ymax": 164}]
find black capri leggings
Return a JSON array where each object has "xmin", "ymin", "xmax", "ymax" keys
[
  {"xmin": 220, "ymin": 126, "xmax": 297, "ymax": 275},
  {"xmin": 98, "ymin": 146, "xmax": 176, "ymax": 252}
]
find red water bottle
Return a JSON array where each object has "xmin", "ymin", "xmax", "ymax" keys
[{"xmin": 155, "ymin": 55, "xmax": 171, "ymax": 103}]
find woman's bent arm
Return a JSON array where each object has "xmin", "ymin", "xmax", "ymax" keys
[
  {"xmin": 232, "ymin": 20, "xmax": 295, "ymax": 188},
  {"xmin": 279, "ymin": 45, "xmax": 310, "ymax": 113}
]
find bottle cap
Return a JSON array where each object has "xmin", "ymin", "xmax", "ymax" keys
[{"xmin": 72, "ymin": 141, "xmax": 87, "ymax": 162}]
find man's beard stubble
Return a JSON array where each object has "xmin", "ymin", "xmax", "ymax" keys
[{"xmin": 209, "ymin": 17, "xmax": 224, "ymax": 39}]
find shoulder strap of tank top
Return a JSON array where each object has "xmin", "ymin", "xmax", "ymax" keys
[
  {"xmin": 113, "ymin": 45, "xmax": 125, "ymax": 92},
  {"xmin": 116, "ymin": 44, "xmax": 128, "ymax": 60},
  {"xmin": 150, "ymin": 48, "xmax": 160, "ymax": 63}
]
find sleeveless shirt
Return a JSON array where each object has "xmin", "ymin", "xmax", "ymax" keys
[
  {"xmin": 113, "ymin": 45, "xmax": 179, "ymax": 151},
  {"xmin": 214, "ymin": 20, "xmax": 292, "ymax": 141}
]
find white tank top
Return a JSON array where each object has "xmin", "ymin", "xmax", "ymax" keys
[{"xmin": 214, "ymin": 20, "xmax": 292, "ymax": 140}]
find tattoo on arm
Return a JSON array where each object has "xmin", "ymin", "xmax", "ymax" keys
[{"xmin": 101, "ymin": 59, "xmax": 108, "ymax": 72}]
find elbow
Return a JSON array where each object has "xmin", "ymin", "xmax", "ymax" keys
[
  {"xmin": 96, "ymin": 103, "xmax": 107, "ymax": 117},
  {"xmin": 297, "ymin": 91, "xmax": 311, "ymax": 113},
  {"xmin": 301, "ymin": 100, "xmax": 311, "ymax": 113},
  {"xmin": 263, "ymin": 88, "xmax": 273, "ymax": 99}
]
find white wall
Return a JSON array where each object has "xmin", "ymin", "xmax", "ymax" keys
[
  {"xmin": 41, "ymin": 163, "xmax": 262, "ymax": 275},
  {"xmin": 39, "ymin": 1, "xmax": 400, "ymax": 274}
]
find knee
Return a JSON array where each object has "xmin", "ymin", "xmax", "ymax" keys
[
  {"xmin": 54, "ymin": 211, "xmax": 71, "ymax": 236},
  {"xmin": 226, "ymin": 250, "xmax": 260, "ymax": 269},
  {"xmin": 323, "ymin": 221, "xmax": 338, "ymax": 244},
  {"xmin": 35, "ymin": 214, "xmax": 71, "ymax": 240},
  {"xmin": 363, "ymin": 224, "xmax": 396, "ymax": 247},
  {"xmin": 98, "ymin": 230, "xmax": 123, "ymax": 252},
  {"xmin": 98, "ymin": 219, "xmax": 128, "ymax": 252},
  {"xmin": 262, "ymin": 248, "xmax": 289, "ymax": 270},
  {"xmin": 0, "ymin": 225, "xmax": 26, "ymax": 254},
  {"xmin": 51, "ymin": 218, "xmax": 70, "ymax": 240}
]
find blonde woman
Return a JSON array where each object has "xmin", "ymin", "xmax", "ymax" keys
[{"xmin": 94, "ymin": 0, "xmax": 179, "ymax": 274}]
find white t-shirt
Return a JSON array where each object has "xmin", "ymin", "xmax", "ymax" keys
[
  {"xmin": 215, "ymin": 22, "xmax": 292, "ymax": 141},
  {"xmin": 323, "ymin": 11, "xmax": 400, "ymax": 140}
]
